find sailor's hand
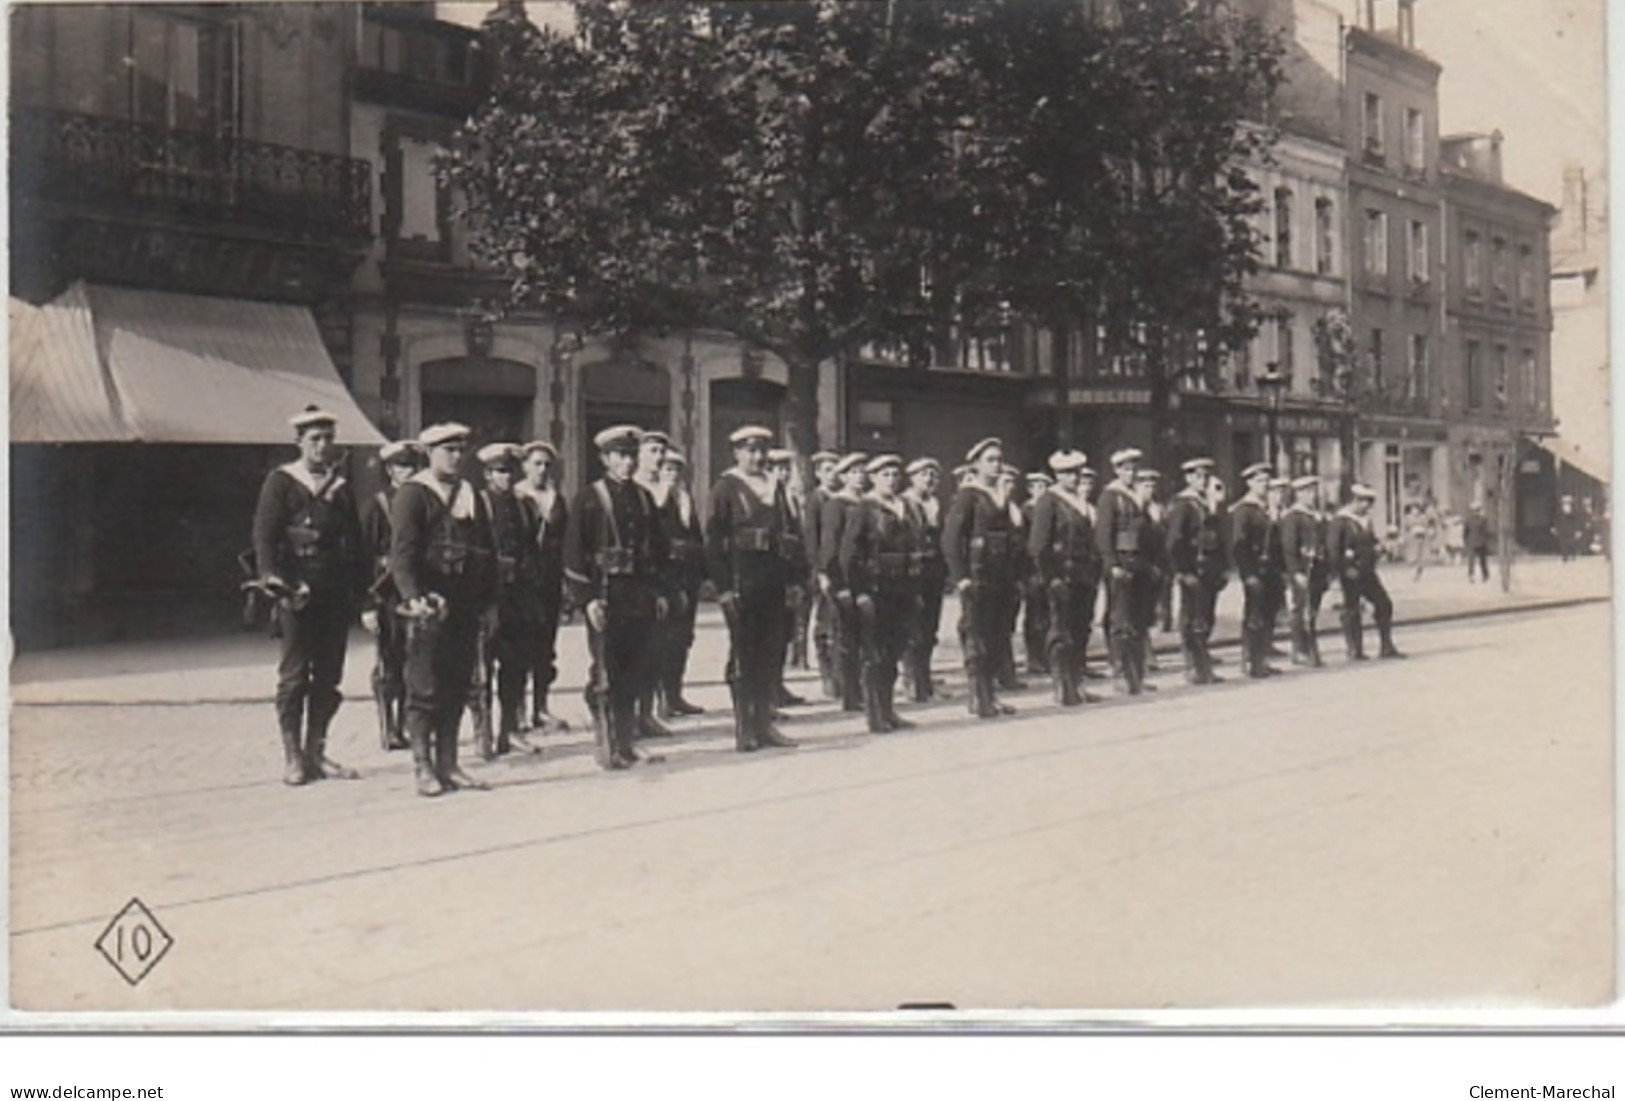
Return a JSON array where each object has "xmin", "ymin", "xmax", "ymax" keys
[
  {"xmin": 817, "ymin": 574, "xmax": 833, "ymax": 597},
  {"xmin": 956, "ymin": 578, "xmax": 973, "ymax": 594},
  {"xmin": 655, "ymin": 596, "xmax": 669, "ymax": 621},
  {"xmin": 360, "ymin": 609, "xmax": 380, "ymax": 635},
  {"xmin": 586, "ymin": 599, "xmax": 608, "ymax": 633}
]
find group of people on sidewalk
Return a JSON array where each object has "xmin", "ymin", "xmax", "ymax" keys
[{"xmin": 252, "ymin": 407, "xmax": 1405, "ymax": 796}]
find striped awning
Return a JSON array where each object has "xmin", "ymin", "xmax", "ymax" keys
[{"xmin": 10, "ymin": 282, "xmax": 385, "ymax": 445}]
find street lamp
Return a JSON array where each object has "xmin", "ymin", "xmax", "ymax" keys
[{"xmin": 1257, "ymin": 363, "xmax": 1287, "ymax": 471}]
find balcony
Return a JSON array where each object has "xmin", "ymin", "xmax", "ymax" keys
[
  {"xmin": 1361, "ymin": 388, "xmax": 1434, "ymax": 418},
  {"xmin": 11, "ymin": 108, "xmax": 372, "ymax": 243}
]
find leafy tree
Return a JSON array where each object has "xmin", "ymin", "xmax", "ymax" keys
[{"xmin": 445, "ymin": 0, "xmax": 1281, "ymax": 467}]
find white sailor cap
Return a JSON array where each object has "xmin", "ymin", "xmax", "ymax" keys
[
  {"xmin": 767, "ymin": 448, "xmax": 795, "ymax": 465},
  {"xmin": 811, "ymin": 449, "xmax": 841, "ymax": 466},
  {"xmin": 522, "ymin": 440, "xmax": 560, "ymax": 461},
  {"xmin": 379, "ymin": 440, "xmax": 423, "ymax": 466},
  {"xmin": 1291, "ymin": 474, "xmax": 1320, "ymax": 491},
  {"xmin": 419, "ymin": 422, "xmax": 472, "ymax": 449},
  {"xmin": 477, "ymin": 442, "xmax": 523, "ymax": 467},
  {"xmin": 1078, "ymin": 465, "xmax": 1098, "ymax": 479},
  {"xmin": 729, "ymin": 425, "xmax": 774, "ymax": 447},
  {"xmin": 661, "ymin": 447, "xmax": 689, "ymax": 467},
  {"xmin": 1268, "ymin": 476, "xmax": 1291, "ymax": 490},
  {"xmin": 1351, "ymin": 483, "xmax": 1378, "ymax": 500},
  {"xmin": 1110, "ymin": 447, "xmax": 1143, "ymax": 466},
  {"xmin": 965, "ymin": 437, "xmax": 1003, "ymax": 463},
  {"xmin": 866, "ymin": 453, "xmax": 904, "ymax": 475},
  {"xmin": 1240, "ymin": 461, "xmax": 1273, "ymax": 480},
  {"xmin": 906, "ymin": 457, "xmax": 941, "ymax": 476},
  {"xmin": 1048, "ymin": 449, "xmax": 1088, "ymax": 474},
  {"xmin": 951, "ymin": 464, "xmax": 972, "ymax": 479},
  {"xmin": 833, "ymin": 452, "xmax": 869, "ymax": 476},
  {"xmin": 594, "ymin": 424, "xmax": 644, "ymax": 453},
  {"xmin": 1025, "ymin": 470, "xmax": 1054, "ymax": 486},
  {"xmin": 1181, "ymin": 457, "xmax": 1216, "ymax": 474},
  {"xmin": 998, "ymin": 463, "xmax": 1022, "ymax": 479},
  {"xmin": 1134, "ymin": 469, "xmax": 1162, "ymax": 483},
  {"xmin": 290, "ymin": 405, "xmax": 337, "ymax": 432},
  {"xmin": 639, "ymin": 430, "xmax": 672, "ymax": 448}
]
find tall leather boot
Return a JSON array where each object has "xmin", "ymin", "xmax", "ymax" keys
[
  {"xmin": 967, "ymin": 660, "xmax": 997, "ymax": 719},
  {"xmin": 1249, "ymin": 627, "xmax": 1279, "ymax": 678},
  {"xmin": 409, "ymin": 714, "xmax": 444, "ymax": 797},
  {"xmin": 728, "ymin": 679, "xmax": 755, "ymax": 753},
  {"xmin": 839, "ymin": 637, "xmax": 863, "ymax": 713},
  {"xmin": 279, "ymin": 723, "xmax": 308, "ymax": 786},
  {"xmin": 863, "ymin": 665, "xmax": 888, "ymax": 733},
  {"xmin": 816, "ymin": 638, "xmax": 837, "ymax": 700},
  {"xmin": 637, "ymin": 686, "xmax": 676, "ymax": 739},
  {"xmin": 305, "ymin": 722, "xmax": 359, "ymax": 781},
  {"xmin": 1377, "ymin": 623, "xmax": 1406, "ymax": 659},
  {"xmin": 1053, "ymin": 643, "xmax": 1083, "ymax": 706},
  {"xmin": 1342, "ymin": 611, "xmax": 1367, "ymax": 661},
  {"xmin": 1196, "ymin": 637, "xmax": 1223, "ymax": 684},
  {"xmin": 439, "ymin": 719, "xmax": 490, "ymax": 791},
  {"xmin": 1290, "ymin": 617, "xmax": 1310, "ymax": 666},
  {"xmin": 1306, "ymin": 615, "xmax": 1325, "ymax": 667},
  {"xmin": 1134, "ymin": 633, "xmax": 1158, "ymax": 691},
  {"xmin": 755, "ymin": 678, "xmax": 798, "ymax": 747},
  {"xmin": 1108, "ymin": 634, "xmax": 1130, "ymax": 695},
  {"xmin": 1182, "ymin": 638, "xmax": 1202, "ymax": 685},
  {"xmin": 883, "ymin": 673, "xmax": 915, "ymax": 729}
]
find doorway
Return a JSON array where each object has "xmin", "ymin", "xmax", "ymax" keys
[{"xmin": 581, "ymin": 356, "xmax": 671, "ymax": 482}]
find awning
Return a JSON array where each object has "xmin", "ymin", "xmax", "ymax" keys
[
  {"xmin": 1540, "ymin": 437, "xmax": 1611, "ymax": 486},
  {"xmin": 10, "ymin": 282, "xmax": 385, "ymax": 445}
]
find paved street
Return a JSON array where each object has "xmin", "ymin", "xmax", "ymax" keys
[{"xmin": 8, "ymin": 588, "xmax": 1613, "ymax": 1012}]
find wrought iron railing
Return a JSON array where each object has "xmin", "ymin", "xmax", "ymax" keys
[{"xmin": 11, "ymin": 108, "xmax": 372, "ymax": 242}]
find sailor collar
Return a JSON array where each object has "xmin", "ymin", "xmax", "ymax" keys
[
  {"xmin": 725, "ymin": 467, "xmax": 778, "ymax": 506},
  {"xmin": 280, "ymin": 461, "xmax": 345, "ymax": 498},
  {"xmin": 867, "ymin": 493, "xmax": 908, "ymax": 519},
  {"xmin": 410, "ymin": 469, "xmax": 478, "ymax": 518},
  {"xmin": 1049, "ymin": 485, "xmax": 1093, "ymax": 516}
]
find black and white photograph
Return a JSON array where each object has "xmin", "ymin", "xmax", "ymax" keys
[{"xmin": 4, "ymin": 0, "xmax": 1614, "ymax": 1020}]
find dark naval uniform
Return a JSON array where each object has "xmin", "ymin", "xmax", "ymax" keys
[
  {"xmin": 474, "ymin": 484, "xmax": 539, "ymax": 755},
  {"xmin": 903, "ymin": 488, "xmax": 947, "ymax": 702},
  {"xmin": 1028, "ymin": 485, "xmax": 1101, "ymax": 706},
  {"xmin": 841, "ymin": 489, "xmax": 921, "ymax": 732},
  {"xmin": 517, "ymin": 481, "xmax": 569, "ymax": 728},
  {"xmin": 564, "ymin": 473, "xmax": 669, "ymax": 769},
  {"xmin": 390, "ymin": 472, "xmax": 498, "ymax": 794},
  {"xmin": 1094, "ymin": 479, "xmax": 1151, "ymax": 694},
  {"xmin": 807, "ymin": 483, "xmax": 838, "ymax": 696},
  {"xmin": 1264, "ymin": 505, "xmax": 1289, "ymax": 653},
  {"xmin": 1019, "ymin": 495, "xmax": 1051, "ymax": 676},
  {"xmin": 1165, "ymin": 488, "xmax": 1227, "ymax": 684},
  {"xmin": 1279, "ymin": 504, "xmax": 1329, "ymax": 666},
  {"xmin": 707, "ymin": 469, "xmax": 797, "ymax": 751},
  {"xmin": 655, "ymin": 482, "xmax": 706, "ymax": 716},
  {"xmin": 360, "ymin": 484, "xmax": 408, "ymax": 750},
  {"xmin": 1229, "ymin": 495, "xmax": 1278, "ymax": 677},
  {"xmin": 1132, "ymin": 496, "xmax": 1169, "ymax": 683},
  {"xmin": 253, "ymin": 460, "xmax": 364, "ymax": 784},
  {"xmin": 1326, "ymin": 506, "xmax": 1401, "ymax": 660},
  {"xmin": 819, "ymin": 491, "xmax": 868, "ymax": 712},
  {"xmin": 943, "ymin": 482, "xmax": 1019, "ymax": 718}
]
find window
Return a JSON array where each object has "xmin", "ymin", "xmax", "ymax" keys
[
  {"xmin": 1409, "ymin": 334, "xmax": 1428, "ymax": 400},
  {"xmin": 1363, "ymin": 92, "xmax": 1385, "ymax": 158},
  {"xmin": 856, "ymin": 400, "xmax": 895, "ymax": 428},
  {"xmin": 1464, "ymin": 231, "xmax": 1483, "ymax": 294},
  {"xmin": 130, "ymin": 9, "xmax": 238, "ymax": 134},
  {"xmin": 1494, "ymin": 345, "xmax": 1509, "ymax": 407},
  {"xmin": 1404, "ymin": 107, "xmax": 1425, "ymax": 172},
  {"xmin": 1492, "ymin": 237, "xmax": 1509, "ymax": 298},
  {"xmin": 1521, "ymin": 349, "xmax": 1537, "ymax": 410},
  {"xmin": 1466, "ymin": 341, "xmax": 1483, "ymax": 409},
  {"xmin": 1364, "ymin": 210, "xmax": 1388, "ymax": 278},
  {"xmin": 1273, "ymin": 187, "xmax": 1294, "ymax": 269},
  {"xmin": 1407, "ymin": 220, "xmax": 1429, "ymax": 283},
  {"xmin": 1275, "ymin": 314, "xmax": 1294, "ymax": 377},
  {"xmin": 1315, "ymin": 197, "xmax": 1336, "ymax": 275},
  {"xmin": 1517, "ymin": 244, "xmax": 1535, "ymax": 304},
  {"xmin": 1371, "ymin": 328, "xmax": 1385, "ymax": 390}
]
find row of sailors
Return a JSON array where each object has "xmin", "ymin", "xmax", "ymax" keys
[{"xmin": 252, "ymin": 407, "xmax": 1402, "ymax": 796}]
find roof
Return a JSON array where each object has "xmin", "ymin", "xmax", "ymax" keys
[{"xmin": 10, "ymin": 283, "xmax": 385, "ymax": 445}]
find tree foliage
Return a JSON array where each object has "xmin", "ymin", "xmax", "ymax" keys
[{"xmin": 444, "ymin": 0, "xmax": 1283, "ymax": 457}]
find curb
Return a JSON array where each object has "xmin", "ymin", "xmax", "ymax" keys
[{"xmin": 11, "ymin": 593, "xmax": 1610, "ymax": 709}]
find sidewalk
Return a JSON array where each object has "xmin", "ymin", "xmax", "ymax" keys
[{"xmin": 10, "ymin": 555, "xmax": 1610, "ymax": 707}]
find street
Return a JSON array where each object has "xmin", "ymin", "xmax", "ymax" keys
[{"xmin": 8, "ymin": 596, "xmax": 1614, "ymax": 1012}]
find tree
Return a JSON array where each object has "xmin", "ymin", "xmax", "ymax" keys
[{"xmin": 444, "ymin": 0, "xmax": 1281, "ymax": 467}]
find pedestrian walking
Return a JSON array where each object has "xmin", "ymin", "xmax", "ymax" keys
[
  {"xmin": 1027, "ymin": 449, "xmax": 1101, "ymax": 706},
  {"xmin": 819, "ymin": 452, "xmax": 870, "ymax": 713},
  {"xmin": 1464, "ymin": 503, "xmax": 1492, "ymax": 583},
  {"xmin": 1279, "ymin": 474, "xmax": 1329, "ymax": 667},
  {"xmin": 252, "ymin": 405, "xmax": 366, "ymax": 786},
  {"xmin": 1094, "ymin": 447, "xmax": 1154, "ymax": 695},
  {"xmin": 564, "ymin": 425, "xmax": 671, "ymax": 770},
  {"xmin": 472, "ymin": 442, "xmax": 541, "ymax": 759},
  {"xmin": 902, "ymin": 457, "xmax": 948, "ymax": 702},
  {"xmin": 1165, "ymin": 456, "xmax": 1226, "ymax": 685},
  {"xmin": 707, "ymin": 426, "xmax": 798, "ymax": 752},
  {"xmin": 1327, "ymin": 484, "xmax": 1406, "ymax": 661},
  {"xmin": 653, "ymin": 447, "xmax": 706, "ymax": 718},
  {"xmin": 944, "ymin": 437, "xmax": 1020, "ymax": 718},
  {"xmin": 390, "ymin": 422, "xmax": 497, "ymax": 796},
  {"xmin": 1229, "ymin": 462, "xmax": 1281, "ymax": 679},
  {"xmin": 360, "ymin": 439, "xmax": 423, "ymax": 752},
  {"xmin": 515, "ymin": 440, "xmax": 570, "ymax": 734},
  {"xmin": 840, "ymin": 453, "xmax": 921, "ymax": 732}
]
